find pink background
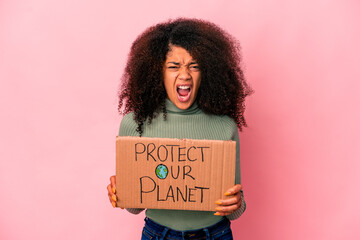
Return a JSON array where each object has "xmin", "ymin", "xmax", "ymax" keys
[{"xmin": 1, "ymin": 0, "xmax": 359, "ymax": 239}]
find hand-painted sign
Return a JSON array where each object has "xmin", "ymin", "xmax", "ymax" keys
[{"xmin": 115, "ymin": 136, "xmax": 235, "ymax": 211}]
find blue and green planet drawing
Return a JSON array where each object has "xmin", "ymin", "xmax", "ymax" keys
[{"xmin": 155, "ymin": 164, "xmax": 168, "ymax": 179}]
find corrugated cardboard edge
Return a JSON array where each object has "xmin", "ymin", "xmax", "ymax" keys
[{"xmin": 115, "ymin": 136, "xmax": 235, "ymax": 211}]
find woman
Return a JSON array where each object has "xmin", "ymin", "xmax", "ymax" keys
[{"xmin": 107, "ymin": 18, "xmax": 251, "ymax": 240}]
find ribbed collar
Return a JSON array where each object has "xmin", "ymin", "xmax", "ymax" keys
[{"xmin": 165, "ymin": 98, "xmax": 201, "ymax": 115}]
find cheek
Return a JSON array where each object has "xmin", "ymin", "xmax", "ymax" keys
[
  {"xmin": 162, "ymin": 74, "xmax": 170, "ymax": 89},
  {"xmin": 163, "ymin": 72, "xmax": 176, "ymax": 85},
  {"xmin": 163, "ymin": 76, "xmax": 174, "ymax": 97}
]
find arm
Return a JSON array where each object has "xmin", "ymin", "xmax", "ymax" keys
[
  {"xmin": 107, "ymin": 175, "xmax": 144, "ymax": 214},
  {"xmin": 106, "ymin": 113, "xmax": 145, "ymax": 214},
  {"xmin": 214, "ymin": 126, "xmax": 246, "ymax": 220}
]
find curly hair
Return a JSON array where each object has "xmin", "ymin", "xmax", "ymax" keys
[{"xmin": 118, "ymin": 18, "xmax": 252, "ymax": 135}]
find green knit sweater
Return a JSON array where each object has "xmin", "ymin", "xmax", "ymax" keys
[{"xmin": 119, "ymin": 99, "xmax": 245, "ymax": 230}]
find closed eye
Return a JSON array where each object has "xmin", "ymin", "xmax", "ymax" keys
[{"xmin": 189, "ymin": 65, "xmax": 200, "ymax": 71}]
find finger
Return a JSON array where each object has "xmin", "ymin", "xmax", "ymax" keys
[
  {"xmin": 215, "ymin": 202, "xmax": 241, "ymax": 213},
  {"xmin": 224, "ymin": 184, "xmax": 242, "ymax": 196},
  {"xmin": 108, "ymin": 193, "xmax": 115, "ymax": 208},
  {"xmin": 107, "ymin": 191, "xmax": 116, "ymax": 201},
  {"xmin": 107, "ymin": 184, "xmax": 114, "ymax": 195},
  {"xmin": 217, "ymin": 193, "xmax": 241, "ymax": 206},
  {"xmin": 107, "ymin": 184, "xmax": 117, "ymax": 200},
  {"xmin": 110, "ymin": 175, "xmax": 116, "ymax": 193},
  {"xmin": 107, "ymin": 185, "xmax": 118, "ymax": 206},
  {"xmin": 107, "ymin": 178, "xmax": 118, "ymax": 208},
  {"xmin": 214, "ymin": 211, "xmax": 234, "ymax": 216}
]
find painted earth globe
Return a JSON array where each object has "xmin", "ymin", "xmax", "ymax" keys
[{"xmin": 155, "ymin": 164, "xmax": 168, "ymax": 179}]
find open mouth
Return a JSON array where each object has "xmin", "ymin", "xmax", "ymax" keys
[{"xmin": 177, "ymin": 85, "xmax": 192, "ymax": 102}]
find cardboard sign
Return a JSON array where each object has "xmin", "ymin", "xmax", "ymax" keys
[{"xmin": 115, "ymin": 136, "xmax": 235, "ymax": 211}]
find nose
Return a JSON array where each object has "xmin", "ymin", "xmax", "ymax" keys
[{"xmin": 178, "ymin": 66, "xmax": 191, "ymax": 80}]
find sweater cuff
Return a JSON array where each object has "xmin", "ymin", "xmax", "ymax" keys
[
  {"xmin": 126, "ymin": 208, "xmax": 145, "ymax": 215},
  {"xmin": 226, "ymin": 190, "xmax": 246, "ymax": 220}
]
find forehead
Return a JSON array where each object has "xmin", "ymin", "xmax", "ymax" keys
[{"xmin": 166, "ymin": 45, "xmax": 195, "ymax": 61}]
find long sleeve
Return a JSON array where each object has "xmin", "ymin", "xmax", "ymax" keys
[
  {"xmin": 126, "ymin": 208, "xmax": 144, "ymax": 215},
  {"xmin": 226, "ymin": 190, "xmax": 246, "ymax": 220},
  {"xmin": 116, "ymin": 100, "xmax": 247, "ymax": 230},
  {"xmin": 119, "ymin": 114, "xmax": 145, "ymax": 214},
  {"xmin": 225, "ymin": 125, "xmax": 246, "ymax": 220}
]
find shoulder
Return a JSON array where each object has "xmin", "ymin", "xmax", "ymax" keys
[
  {"xmin": 118, "ymin": 113, "xmax": 139, "ymax": 137},
  {"xmin": 211, "ymin": 114, "xmax": 239, "ymax": 141},
  {"xmin": 215, "ymin": 115, "xmax": 238, "ymax": 133},
  {"xmin": 218, "ymin": 115, "xmax": 237, "ymax": 128},
  {"xmin": 199, "ymin": 112, "xmax": 239, "ymax": 140}
]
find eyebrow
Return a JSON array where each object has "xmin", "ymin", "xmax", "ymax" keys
[{"xmin": 166, "ymin": 61, "xmax": 198, "ymax": 65}]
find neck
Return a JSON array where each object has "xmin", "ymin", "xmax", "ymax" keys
[{"xmin": 165, "ymin": 98, "xmax": 200, "ymax": 115}]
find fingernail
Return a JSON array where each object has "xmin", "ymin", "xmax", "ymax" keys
[
  {"xmin": 112, "ymin": 201, "xmax": 116, "ymax": 208},
  {"xmin": 224, "ymin": 191, "xmax": 232, "ymax": 196},
  {"xmin": 215, "ymin": 207, "xmax": 222, "ymax": 211},
  {"xmin": 112, "ymin": 195, "xmax": 117, "ymax": 202},
  {"xmin": 214, "ymin": 212, "xmax": 221, "ymax": 216},
  {"xmin": 215, "ymin": 200, "xmax": 222, "ymax": 205},
  {"xmin": 112, "ymin": 187, "xmax": 116, "ymax": 194}
]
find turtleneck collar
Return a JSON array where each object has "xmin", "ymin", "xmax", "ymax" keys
[{"xmin": 165, "ymin": 98, "xmax": 201, "ymax": 115}]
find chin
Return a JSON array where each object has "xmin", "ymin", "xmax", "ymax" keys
[{"xmin": 175, "ymin": 101, "xmax": 193, "ymax": 110}]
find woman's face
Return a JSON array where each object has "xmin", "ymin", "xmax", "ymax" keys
[{"xmin": 163, "ymin": 45, "xmax": 201, "ymax": 110}]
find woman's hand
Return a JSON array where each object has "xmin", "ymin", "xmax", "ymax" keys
[
  {"xmin": 214, "ymin": 184, "xmax": 242, "ymax": 216},
  {"xmin": 107, "ymin": 175, "xmax": 121, "ymax": 208}
]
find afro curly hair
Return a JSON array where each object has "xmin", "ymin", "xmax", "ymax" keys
[{"xmin": 118, "ymin": 18, "xmax": 252, "ymax": 135}]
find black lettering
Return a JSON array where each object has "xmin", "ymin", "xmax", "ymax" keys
[
  {"xmin": 187, "ymin": 146, "xmax": 197, "ymax": 161},
  {"xmin": 157, "ymin": 185, "xmax": 166, "ymax": 201},
  {"xmin": 176, "ymin": 186, "xmax": 187, "ymax": 202},
  {"xmin": 166, "ymin": 144, "xmax": 179, "ymax": 162},
  {"xmin": 135, "ymin": 143, "xmax": 145, "ymax": 161},
  {"xmin": 195, "ymin": 186, "xmax": 210, "ymax": 203},
  {"xmin": 178, "ymin": 147, "xmax": 186, "ymax": 162},
  {"xmin": 165, "ymin": 185, "xmax": 175, "ymax": 202},
  {"xmin": 188, "ymin": 188, "xmax": 196, "ymax": 202},
  {"xmin": 183, "ymin": 165, "xmax": 195, "ymax": 180},
  {"xmin": 139, "ymin": 176, "xmax": 156, "ymax": 203},
  {"xmin": 197, "ymin": 147, "xmax": 210, "ymax": 162},
  {"xmin": 170, "ymin": 165, "xmax": 180, "ymax": 179},
  {"xmin": 157, "ymin": 145, "xmax": 168, "ymax": 162},
  {"xmin": 147, "ymin": 143, "xmax": 156, "ymax": 161}
]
